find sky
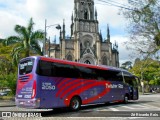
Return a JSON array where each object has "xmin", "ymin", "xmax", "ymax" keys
[{"xmin": 0, "ymin": 0, "xmax": 135, "ymax": 65}]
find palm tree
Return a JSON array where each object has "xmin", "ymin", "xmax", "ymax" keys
[{"xmin": 4, "ymin": 18, "xmax": 44, "ymax": 65}]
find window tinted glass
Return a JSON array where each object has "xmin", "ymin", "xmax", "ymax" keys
[
  {"xmin": 124, "ymin": 76, "xmax": 138, "ymax": 87},
  {"xmin": 95, "ymin": 69, "xmax": 123, "ymax": 81},
  {"xmin": 36, "ymin": 60, "xmax": 52, "ymax": 76},
  {"xmin": 36, "ymin": 60, "xmax": 80, "ymax": 78},
  {"xmin": 123, "ymin": 72, "xmax": 138, "ymax": 87},
  {"xmin": 53, "ymin": 63, "xmax": 79, "ymax": 78},
  {"xmin": 36, "ymin": 60, "xmax": 123, "ymax": 82},
  {"xmin": 19, "ymin": 59, "xmax": 34, "ymax": 75},
  {"xmin": 75, "ymin": 66, "xmax": 96, "ymax": 79}
]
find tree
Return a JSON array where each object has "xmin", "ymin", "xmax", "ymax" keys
[
  {"xmin": 4, "ymin": 18, "xmax": 44, "ymax": 65},
  {"xmin": 0, "ymin": 43, "xmax": 17, "ymax": 93},
  {"xmin": 122, "ymin": 0, "xmax": 160, "ymax": 58},
  {"xmin": 0, "ymin": 43, "xmax": 14, "ymax": 75},
  {"xmin": 121, "ymin": 61, "xmax": 132, "ymax": 70},
  {"xmin": 129, "ymin": 58, "xmax": 160, "ymax": 92}
]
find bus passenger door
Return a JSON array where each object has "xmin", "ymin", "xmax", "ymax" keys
[
  {"xmin": 132, "ymin": 77, "xmax": 139, "ymax": 100},
  {"xmin": 124, "ymin": 76, "xmax": 139, "ymax": 100}
]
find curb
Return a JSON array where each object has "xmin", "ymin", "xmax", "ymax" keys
[
  {"xmin": 0, "ymin": 104, "xmax": 16, "ymax": 107},
  {"xmin": 0, "ymin": 100, "xmax": 16, "ymax": 107}
]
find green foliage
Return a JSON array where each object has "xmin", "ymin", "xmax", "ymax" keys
[
  {"xmin": 5, "ymin": 73, "xmax": 17, "ymax": 95},
  {"xmin": 0, "ymin": 18, "xmax": 45, "ymax": 96},
  {"xmin": 0, "ymin": 42, "xmax": 17, "ymax": 95},
  {"xmin": 4, "ymin": 18, "xmax": 44, "ymax": 65},
  {"xmin": 122, "ymin": 0, "xmax": 160, "ymax": 57},
  {"xmin": 0, "ymin": 43, "xmax": 12, "ymax": 60},
  {"xmin": 0, "ymin": 73, "xmax": 17, "ymax": 95},
  {"xmin": 129, "ymin": 58, "xmax": 160, "ymax": 85}
]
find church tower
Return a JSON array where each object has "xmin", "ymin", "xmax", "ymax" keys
[
  {"xmin": 51, "ymin": 0, "xmax": 119, "ymax": 67},
  {"xmin": 71, "ymin": 0, "xmax": 100, "ymax": 64}
]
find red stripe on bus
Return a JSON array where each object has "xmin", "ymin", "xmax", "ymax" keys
[
  {"xmin": 60, "ymin": 80, "xmax": 95, "ymax": 98},
  {"xmin": 56, "ymin": 79, "xmax": 82, "ymax": 97},
  {"xmin": 82, "ymin": 85, "xmax": 110, "ymax": 104},
  {"xmin": 57, "ymin": 78, "xmax": 71, "ymax": 89},
  {"xmin": 63, "ymin": 81, "xmax": 111, "ymax": 106}
]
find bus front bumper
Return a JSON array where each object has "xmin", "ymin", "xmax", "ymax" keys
[{"xmin": 15, "ymin": 98, "xmax": 40, "ymax": 109}]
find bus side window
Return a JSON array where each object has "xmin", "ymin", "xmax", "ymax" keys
[
  {"xmin": 75, "ymin": 66, "xmax": 95, "ymax": 80},
  {"xmin": 93, "ymin": 69, "xmax": 123, "ymax": 82},
  {"xmin": 124, "ymin": 76, "xmax": 137, "ymax": 88},
  {"xmin": 132, "ymin": 77, "xmax": 138, "ymax": 88},
  {"xmin": 53, "ymin": 63, "xmax": 80, "ymax": 78},
  {"xmin": 116, "ymin": 72, "xmax": 123, "ymax": 82},
  {"xmin": 51, "ymin": 63, "xmax": 56, "ymax": 76},
  {"xmin": 94, "ymin": 69, "xmax": 105, "ymax": 81},
  {"xmin": 37, "ymin": 60, "xmax": 52, "ymax": 76}
]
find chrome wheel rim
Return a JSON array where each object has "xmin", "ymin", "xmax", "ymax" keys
[{"xmin": 71, "ymin": 99, "xmax": 79, "ymax": 109}]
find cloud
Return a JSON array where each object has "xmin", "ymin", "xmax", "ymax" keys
[
  {"xmin": 0, "ymin": 0, "xmax": 28, "ymax": 38},
  {"xmin": 26, "ymin": 0, "xmax": 73, "ymax": 24},
  {"xmin": 0, "ymin": 10, "xmax": 26, "ymax": 38},
  {"xmin": 95, "ymin": 1, "xmax": 126, "ymax": 28},
  {"xmin": 110, "ymin": 35, "xmax": 136, "ymax": 65},
  {"xmin": 0, "ymin": 0, "xmax": 126, "ymax": 38},
  {"xmin": 0, "ymin": 0, "xmax": 134, "ymax": 64},
  {"xmin": 25, "ymin": 0, "xmax": 74, "ymax": 40}
]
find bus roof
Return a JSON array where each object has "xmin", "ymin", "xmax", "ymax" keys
[
  {"xmin": 22, "ymin": 56, "xmax": 134, "ymax": 76},
  {"xmin": 39, "ymin": 56, "xmax": 108, "ymax": 70}
]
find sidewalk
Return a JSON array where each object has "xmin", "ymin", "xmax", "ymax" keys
[
  {"xmin": 0, "ymin": 99, "xmax": 15, "ymax": 107},
  {"xmin": 139, "ymin": 92, "xmax": 160, "ymax": 95}
]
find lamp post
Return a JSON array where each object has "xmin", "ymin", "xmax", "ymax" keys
[
  {"xmin": 48, "ymin": 37, "xmax": 50, "ymax": 57},
  {"xmin": 43, "ymin": 19, "xmax": 61, "ymax": 56}
]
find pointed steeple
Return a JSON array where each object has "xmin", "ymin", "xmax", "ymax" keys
[
  {"xmin": 107, "ymin": 24, "xmax": 110, "ymax": 42},
  {"xmin": 71, "ymin": 12, "xmax": 74, "ymax": 37},
  {"xmin": 95, "ymin": 7, "xmax": 97, "ymax": 20},
  {"xmin": 113, "ymin": 41, "xmax": 118, "ymax": 50},
  {"xmin": 99, "ymin": 30, "xmax": 103, "ymax": 42},
  {"xmin": 116, "ymin": 41, "xmax": 118, "ymax": 50},
  {"xmin": 71, "ymin": 12, "xmax": 73, "ymax": 23},
  {"xmin": 54, "ymin": 35, "xmax": 56, "ymax": 44},
  {"xmin": 63, "ymin": 19, "xmax": 65, "ymax": 39}
]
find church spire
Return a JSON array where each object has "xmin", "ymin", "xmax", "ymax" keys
[
  {"xmin": 107, "ymin": 24, "xmax": 110, "ymax": 42},
  {"xmin": 71, "ymin": 12, "xmax": 73, "ymax": 23},
  {"xmin": 95, "ymin": 7, "xmax": 97, "ymax": 20},
  {"xmin": 99, "ymin": 30, "xmax": 103, "ymax": 42},
  {"xmin": 71, "ymin": 12, "xmax": 74, "ymax": 37},
  {"xmin": 54, "ymin": 35, "xmax": 56, "ymax": 44},
  {"xmin": 63, "ymin": 19, "xmax": 65, "ymax": 39}
]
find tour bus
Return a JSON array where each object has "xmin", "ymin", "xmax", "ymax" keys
[{"xmin": 15, "ymin": 56, "xmax": 139, "ymax": 111}]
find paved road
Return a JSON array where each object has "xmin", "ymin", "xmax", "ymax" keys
[{"xmin": 0, "ymin": 93, "xmax": 160, "ymax": 120}]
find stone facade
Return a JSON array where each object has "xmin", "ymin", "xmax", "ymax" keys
[{"xmin": 46, "ymin": 0, "xmax": 119, "ymax": 67}]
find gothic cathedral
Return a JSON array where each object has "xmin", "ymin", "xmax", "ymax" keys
[{"xmin": 47, "ymin": 0, "xmax": 119, "ymax": 67}]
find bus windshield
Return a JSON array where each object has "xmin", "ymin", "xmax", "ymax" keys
[{"xmin": 19, "ymin": 59, "xmax": 34, "ymax": 75}]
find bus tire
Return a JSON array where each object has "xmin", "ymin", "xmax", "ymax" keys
[
  {"xmin": 123, "ymin": 94, "xmax": 129, "ymax": 104},
  {"xmin": 69, "ymin": 96, "xmax": 81, "ymax": 111}
]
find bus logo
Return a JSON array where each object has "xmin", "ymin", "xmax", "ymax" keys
[{"xmin": 42, "ymin": 82, "xmax": 55, "ymax": 90}]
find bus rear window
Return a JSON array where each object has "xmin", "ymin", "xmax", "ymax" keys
[{"xmin": 19, "ymin": 59, "xmax": 34, "ymax": 75}]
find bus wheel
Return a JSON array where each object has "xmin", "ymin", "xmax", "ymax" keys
[
  {"xmin": 69, "ymin": 97, "xmax": 81, "ymax": 111},
  {"xmin": 124, "ymin": 95, "xmax": 129, "ymax": 104}
]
